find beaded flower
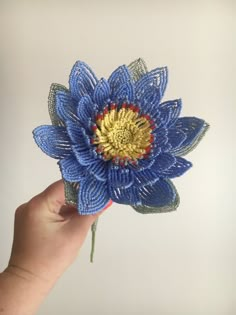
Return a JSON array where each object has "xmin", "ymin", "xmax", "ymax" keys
[{"xmin": 33, "ymin": 59, "xmax": 209, "ymax": 215}]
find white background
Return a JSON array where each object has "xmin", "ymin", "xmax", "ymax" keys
[{"xmin": 0, "ymin": 0, "xmax": 235, "ymax": 314}]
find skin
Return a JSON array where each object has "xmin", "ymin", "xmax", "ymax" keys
[{"xmin": 0, "ymin": 180, "xmax": 111, "ymax": 315}]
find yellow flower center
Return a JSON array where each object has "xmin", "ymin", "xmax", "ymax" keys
[{"xmin": 92, "ymin": 103, "xmax": 155, "ymax": 165}]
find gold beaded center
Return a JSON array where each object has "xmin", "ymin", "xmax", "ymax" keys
[{"xmin": 92, "ymin": 103, "xmax": 155, "ymax": 163}]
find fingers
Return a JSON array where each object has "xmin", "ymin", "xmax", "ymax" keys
[
  {"xmin": 29, "ymin": 180, "xmax": 66, "ymax": 214},
  {"xmin": 28, "ymin": 179, "xmax": 113, "ymax": 226}
]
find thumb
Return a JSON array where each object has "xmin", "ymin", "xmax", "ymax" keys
[{"xmin": 34, "ymin": 180, "xmax": 66, "ymax": 214}]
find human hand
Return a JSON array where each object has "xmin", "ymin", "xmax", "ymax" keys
[
  {"xmin": 7, "ymin": 180, "xmax": 112, "ymax": 285},
  {"xmin": 0, "ymin": 180, "xmax": 111, "ymax": 314}
]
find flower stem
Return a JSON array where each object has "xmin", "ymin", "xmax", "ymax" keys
[{"xmin": 90, "ymin": 218, "xmax": 99, "ymax": 263}]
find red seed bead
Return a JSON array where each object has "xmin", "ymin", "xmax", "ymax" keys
[
  {"xmin": 129, "ymin": 104, "xmax": 135, "ymax": 111},
  {"xmin": 150, "ymin": 125, "xmax": 155, "ymax": 130},
  {"xmin": 103, "ymin": 106, "xmax": 109, "ymax": 114},
  {"xmin": 134, "ymin": 106, "xmax": 140, "ymax": 112},
  {"xmin": 96, "ymin": 114, "xmax": 102, "ymax": 120},
  {"xmin": 111, "ymin": 103, "xmax": 117, "ymax": 110},
  {"xmin": 145, "ymin": 146, "xmax": 151, "ymax": 153},
  {"xmin": 144, "ymin": 114, "xmax": 151, "ymax": 120},
  {"xmin": 92, "ymin": 125, "xmax": 97, "ymax": 131},
  {"xmin": 96, "ymin": 147, "xmax": 102, "ymax": 153},
  {"xmin": 122, "ymin": 103, "xmax": 127, "ymax": 109},
  {"xmin": 149, "ymin": 120, "xmax": 154, "ymax": 125},
  {"xmin": 143, "ymin": 154, "xmax": 149, "ymax": 159}
]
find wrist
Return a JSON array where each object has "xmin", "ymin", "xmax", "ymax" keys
[
  {"xmin": 3, "ymin": 264, "xmax": 55, "ymax": 294},
  {"xmin": 0, "ymin": 266, "xmax": 55, "ymax": 315}
]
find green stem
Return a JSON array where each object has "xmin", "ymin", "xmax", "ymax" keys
[{"xmin": 90, "ymin": 218, "xmax": 98, "ymax": 263}]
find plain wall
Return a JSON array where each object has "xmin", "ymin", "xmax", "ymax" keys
[{"xmin": 0, "ymin": 0, "xmax": 235, "ymax": 314}]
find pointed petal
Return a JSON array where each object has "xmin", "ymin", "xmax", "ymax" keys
[
  {"xmin": 152, "ymin": 127, "xmax": 168, "ymax": 150},
  {"xmin": 112, "ymin": 81, "xmax": 135, "ymax": 103},
  {"xmin": 108, "ymin": 165, "xmax": 134, "ymax": 188},
  {"xmin": 109, "ymin": 185, "xmax": 141, "ymax": 206},
  {"xmin": 128, "ymin": 58, "xmax": 148, "ymax": 82},
  {"xmin": 66, "ymin": 123, "xmax": 90, "ymax": 145},
  {"xmin": 157, "ymin": 99, "xmax": 182, "ymax": 127},
  {"xmin": 167, "ymin": 128, "xmax": 187, "ymax": 150},
  {"xmin": 138, "ymin": 179, "xmax": 176, "ymax": 207},
  {"xmin": 33, "ymin": 125, "xmax": 72, "ymax": 159},
  {"xmin": 78, "ymin": 176, "xmax": 110, "ymax": 215},
  {"xmin": 134, "ymin": 168, "xmax": 159, "ymax": 188},
  {"xmin": 135, "ymin": 67, "xmax": 168, "ymax": 109},
  {"xmin": 48, "ymin": 83, "xmax": 68, "ymax": 126},
  {"xmin": 87, "ymin": 159, "xmax": 107, "ymax": 182},
  {"xmin": 55, "ymin": 90, "xmax": 79, "ymax": 123},
  {"xmin": 132, "ymin": 180, "xmax": 179, "ymax": 213},
  {"xmin": 132, "ymin": 158, "xmax": 155, "ymax": 171},
  {"xmin": 72, "ymin": 143, "xmax": 96, "ymax": 166},
  {"xmin": 150, "ymin": 153, "xmax": 176, "ymax": 172},
  {"xmin": 93, "ymin": 78, "xmax": 111, "ymax": 109},
  {"xmin": 77, "ymin": 95, "xmax": 96, "ymax": 132},
  {"xmin": 158, "ymin": 156, "xmax": 192, "ymax": 178},
  {"xmin": 59, "ymin": 156, "xmax": 88, "ymax": 182},
  {"xmin": 108, "ymin": 65, "xmax": 133, "ymax": 100},
  {"xmin": 71, "ymin": 127, "xmax": 97, "ymax": 166},
  {"xmin": 69, "ymin": 61, "xmax": 98, "ymax": 101},
  {"xmin": 171, "ymin": 117, "xmax": 210, "ymax": 156}
]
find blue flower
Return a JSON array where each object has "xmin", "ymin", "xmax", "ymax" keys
[{"xmin": 33, "ymin": 59, "xmax": 209, "ymax": 215}]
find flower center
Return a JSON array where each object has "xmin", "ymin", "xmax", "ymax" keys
[
  {"xmin": 109, "ymin": 128, "xmax": 133, "ymax": 146},
  {"xmin": 92, "ymin": 102, "xmax": 155, "ymax": 165}
]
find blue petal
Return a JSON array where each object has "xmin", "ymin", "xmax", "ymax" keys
[
  {"xmin": 135, "ymin": 67, "xmax": 168, "ymax": 110},
  {"xmin": 138, "ymin": 179, "xmax": 176, "ymax": 207},
  {"xmin": 152, "ymin": 127, "xmax": 168, "ymax": 150},
  {"xmin": 158, "ymin": 157, "xmax": 192, "ymax": 178},
  {"xmin": 132, "ymin": 180, "xmax": 179, "ymax": 213},
  {"xmin": 58, "ymin": 156, "xmax": 88, "ymax": 182},
  {"xmin": 167, "ymin": 128, "xmax": 187, "ymax": 151},
  {"xmin": 108, "ymin": 165, "xmax": 134, "ymax": 188},
  {"xmin": 33, "ymin": 125, "xmax": 72, "ymax": 159},
  {"xmin": 150, "ymin": 153, "xmax": 176, "ymax": 172},
  {"xmin": 87, "ymin": 159, "xmax": 107, "ymax": 182},
  {"xmin": 93, "ymin": 78, "xmax": 111, "ymax": 109},
  {"xmin": 108, "ymin": 65, "xmax": 132, "ymax": 100},
  {"xmin": 156, "ymin": 99, "xmax": 182, "ymax": 127},
  {"xmin": 111, "ymin": 81, "xmax": 135, "ymax": 103},
  {"xmin": 77, "ymin": 95, "xmax": 96, "ymax": 132},
  {"xmin": 55, "ymin": 90, "xmax": 78, "ymax": 123},
  {"xmin": 69, "ymin": 61, "xmax": 98, "ymax": 102},
  {"xmin": 66, "ymin": 123, "xmax": 90, "ymax": 145},
  {"xmin": 137, "ymin": 85, "xmax": 161, "ymax": 113},
  {"xmin": 131, "ymin": 158, "xmax": 155, "ymax": 172},
  {"xmin": 71, "ymin": 127, "xmax": 97, "ymax": 166},
  {"xmin": 78, "ymin": 176, "xmax": 110, "ymax": 215},
  {"xmin": 134, "ymin": 168, "xmax": 159, "ymax": 188},
  {"xmin": 109, "ymin": 185, "xmax": 141, "ymax": 206},
  {"xmin": 170, "ymin": 117, "xmax": 209, "ymax": 156}
]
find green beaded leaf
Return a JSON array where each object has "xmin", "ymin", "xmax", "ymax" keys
[
  {"xmin": 48, "ymin": 83, "xmax": 68, "ymax": 127},
  {"xmin": 128, "ymin": 58, "xmax": 148, "ymax": 82},
  {"xmin": 63, "ymin": 180, "xmax": 78, "ymax": 206},
  {"xmin": 132, "ymin": 180, "xmax": 180, "ymax": 214}
]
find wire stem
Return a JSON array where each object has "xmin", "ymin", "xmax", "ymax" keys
[{"xmin": 90, "ymin": 218, "xmax": 99, "ymax": 263}]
